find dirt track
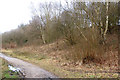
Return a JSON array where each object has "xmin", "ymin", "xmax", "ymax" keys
[{"xmin": 0, "ymin": 53, "xmax": 58, "ymax": 78}]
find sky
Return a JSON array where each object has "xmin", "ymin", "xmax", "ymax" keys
[{"xmin": 0, "ymin": 0, "xmax": 65, "ymax": 33}]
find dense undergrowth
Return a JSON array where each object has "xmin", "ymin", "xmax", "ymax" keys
[
  {"xmin": 1, "ymin": 2, "xmax": 118, "ymax": 64},
  {"xmin": 1, "ymin": 33, "xmax": 118, "ymax": 78}
]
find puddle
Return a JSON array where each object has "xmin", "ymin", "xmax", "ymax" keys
[
  {"xmin": 8, "ymin": 64, "xmax": 25, "ymax": 78},
  {"xmin": 8, "ymin": 65, "xmax": 21, "ymax": 72}
]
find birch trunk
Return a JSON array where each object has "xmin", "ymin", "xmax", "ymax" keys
[{"xmin": 104, "ymin": 2, "xmax": 109, "ymax": 42}]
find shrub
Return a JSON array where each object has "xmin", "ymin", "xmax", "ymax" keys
[{"xmin": 67, "ymin": 27, "xmax": 106, "ymax": 63}]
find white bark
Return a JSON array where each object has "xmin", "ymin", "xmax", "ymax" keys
[{"xmin": 104, "ymin": 2, "xmax": 109, "ymax": 39}]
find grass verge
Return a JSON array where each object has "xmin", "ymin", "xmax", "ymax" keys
[
  {"xmin": 1, "ymin": 58, "xmax": 19, "ymax": 79},
  {"xmin": 1, "ymin": 49, "xmax": 118, "ymax": 78}
]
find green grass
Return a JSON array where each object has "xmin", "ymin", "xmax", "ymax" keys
[
  {"xmin": 1, "ymin": 58, "xmax": 19, "ymax": 79},
  {"xmin": 4, "ymin": 70, "xmax": 19, "ymax": 78}
]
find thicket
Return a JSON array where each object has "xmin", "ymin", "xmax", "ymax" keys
[{"xmin": 1, "ymin": 1, "xmax": 119, "ymax": 62}]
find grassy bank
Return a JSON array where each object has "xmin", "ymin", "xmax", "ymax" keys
[
  {"xmin": 1, "ymin": 49, "xmax": 118, "ymax": 78},
  {"xmin": 1, "ymin": 58, "xmax": 20, "ymax": 79}
]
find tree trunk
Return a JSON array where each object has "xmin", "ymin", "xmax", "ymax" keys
[
  {"xmin": 40, "ymin": 26, "xmax": 46, "ymax": 44},
  {"xmin": 103, "ymin": 2, "xmax": 109, "ymax": 43}
]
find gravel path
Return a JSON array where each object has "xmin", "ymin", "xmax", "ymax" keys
[{"xmin": 0, "ymin": 53, "xmax": 58, "ymax": 78}]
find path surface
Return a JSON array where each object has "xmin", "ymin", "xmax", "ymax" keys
[{"xmin": 0, "ymin": 53, "xmax": 58, "ymax": 78}]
